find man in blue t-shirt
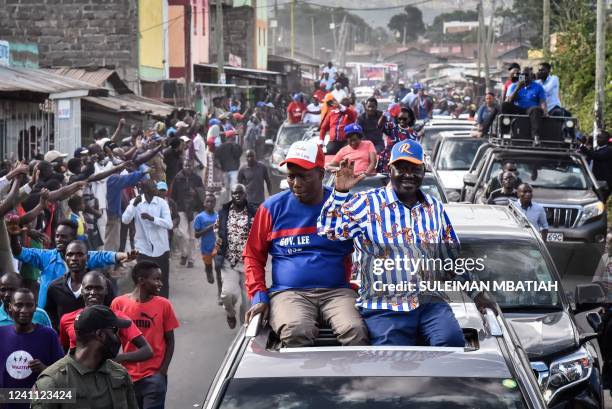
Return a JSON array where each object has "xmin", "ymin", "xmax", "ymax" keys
[
  {"xmin": 0, "ymin": 288, "xmax": 64, "ymax": 409},
  {"xmin": 501, "ymin": 67, "xmax": 548, "ymax": 141}
]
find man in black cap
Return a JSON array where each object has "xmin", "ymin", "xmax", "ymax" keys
[{"xmin": 32, "ymin": 305, "xmax": 138, "ymax": 409}]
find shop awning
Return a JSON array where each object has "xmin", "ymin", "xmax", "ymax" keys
[{"xmin": 83, "ymin": 94, "xmax": 174, "ymax": 117}]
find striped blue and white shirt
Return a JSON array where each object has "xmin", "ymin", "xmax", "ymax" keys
[{"xmin": 318, "ymin": 185, "xmax": 469, "ymax": 312}]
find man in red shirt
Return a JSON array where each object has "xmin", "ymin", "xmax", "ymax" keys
[
  {"xmin": 313, "ymin": 82, "xmax": 327, "ymax": 104},
  {"xmin": 319, "ymin": 97, "xmax": 358, "ymax": 155},
  {"xmin": 286, "ymin": 94, "xmax": 307, "ymax": 124},
  {"xmin": 502, "ymin": 62, "xmax": 521, "ymax": 101},
  {"xmin": 59, "ymin": 271, "xmax": 153, "ymax": 364},
  {"xmin": 111, "ymin": 261, "xmax": 180, "ymax": 409}
]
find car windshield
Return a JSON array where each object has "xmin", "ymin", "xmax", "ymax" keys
[
  {"xmin": 218, "ymin": 377, "xmax": 528, "ymax": 409},
  {"xmin": 277, "ymin": 126, "xmax": 310, "ymax": 146},
  {"xmin": 489, "ymin": 156, "xmax": 589, "ymax": 189},
  {"xmin": 421, "ymin": 127, "xmax": 472, "ymax": 152},
  {"xmin": 436, "ymin": 138, "xmax": 487, "ymax": 171},
  {"xmin": 459, "ymin": 241, "xmax": 561, "ymax": 309}
]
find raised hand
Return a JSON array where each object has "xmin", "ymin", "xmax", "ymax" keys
[{"xmin": 334, "ymin": 159, "xmax": 366, "ymax": 193}]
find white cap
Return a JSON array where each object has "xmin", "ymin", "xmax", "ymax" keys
[
  {"xmin": 175, "ymin": 121, "xmax": 189, "ymax": 128},
  {"xmin": 279, "ymin": 140, "xmax": 324, "ymax": 170},
  {"xmin": 96, "ymin": 137, "xmax": 111, "ymax": 147},
  {"xmin": 179, "ymin": 135, "xmax": 191, "ymax": 142},
  {"xmin": 399, "ymin": 80, "xmax": 405, "ymax": 85},
  {"xmin": 44, "ymin": 150, "xmax": 68, "ymax": 162},
  {"xmin": 265, "ymin": 102, "xmax": 275, "ymax": 108}
]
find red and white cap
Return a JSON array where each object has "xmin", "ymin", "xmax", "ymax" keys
[{"xmin": 280, "ymin": 140, "xmax": 325, "ymax": 170}]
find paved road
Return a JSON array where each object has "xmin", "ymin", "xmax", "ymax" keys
[{"xmin": 156, "ymin": 255, "xmax": 236, "ymax": 409}]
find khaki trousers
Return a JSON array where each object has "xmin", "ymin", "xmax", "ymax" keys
[
  {"xmin": 177, "ymin": 212, "xmax": 196, "ymax": 263},
  {"xmin": 269, "ymin": 288, "xmax": 369, "ymax": 347}
]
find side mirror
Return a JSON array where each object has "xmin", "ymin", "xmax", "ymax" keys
[
  {"xmin": 463, "ymin": 173, "xmax": 477, "ymax": 187},
  {"xmin": 447, "ymin": 191, "xmax": 461, "ymax": 202},
  {"xmin": 579, "ymin": 332, "xmax": 599, "ymax": 345},
  {"xmin": 595, "ymin": 180, "xmax": 609, "ymax": 199},
  {"xmin": 265, "ymin": 139, "xmax": 274, "ymax": 146},
  {"xmin": 586, "ymin": 311, "xmax": 603, "ymax": 332},
  {"xmin": 574, "ymin": 283, "xmax": 605, "ymax": 313}
]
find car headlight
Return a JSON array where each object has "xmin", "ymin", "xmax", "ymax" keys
[
  {"xmin": 538, "ymin": 347, "xmax": 593, "ymax": 403},
  {"xmin": 502, "ymin": 117, "xmax": 512, "ymax": 126},
  {"xmin": 577, "ymin": 201, "xmax": 605, "ymax": 225}
]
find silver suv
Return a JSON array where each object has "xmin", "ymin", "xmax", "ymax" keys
[{"xmin": 202, "ymin": 305, "xmax": 546, "ymax": 409}]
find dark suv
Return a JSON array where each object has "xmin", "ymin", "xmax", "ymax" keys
[
  {"xmin": 461, "ymin": 143, "xmax": 608, "ymax": 244},
  {"xmin": 445, "ymin": 202, "xmax": 605, "ymax": 408}
]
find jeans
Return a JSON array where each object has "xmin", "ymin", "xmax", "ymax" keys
[
  {"xmin": 361, "ymin": 302, "xmax": 465, "ymax": 346},
  {"xmin": 222, "ymin": 170, "xmax": 238, "ymax": 203},
  {"xmin": 134, "ymin": 373, "xmax": 167, "ymax": 409}
]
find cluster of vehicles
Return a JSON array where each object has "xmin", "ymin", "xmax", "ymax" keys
[{"xmin": 204, "ymin": 111, "xmax": 610, "ymax": 408}]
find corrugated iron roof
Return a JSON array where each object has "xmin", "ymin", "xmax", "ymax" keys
[
  {"xmin": 83, "ymin": 94, "xmax": 174, "ymax": 118},
  {"xmin": 42, "ymin": 67, "xmax": 117, "ymax": 88},
  {"xmin": 0, "ymin": 66, "xmax": 105, "ymax": 95}
]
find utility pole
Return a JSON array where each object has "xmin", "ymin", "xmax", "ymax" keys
[
  {"xmin": 311, "ymin": 16, "xmax": 316, "ymax": 58},
  {"xmin": 402, "ymin": 26, "xmax": 406, "ymax": 46},
  {"xmin": 290, "ymin": 0, "xmax": 295, "ymax": 59},
  {"xmin": 476, "ymin": 3, "xmax": 482, "ymax": 78},
  {"xmin": 216, "ymin": 0, "xmax": 225, "ymax": 84},
  {"xmin": 485, "ymin": 0, "xmax": 496, "ymax": 91},
  {"xmin": 594, "ymin": 0, "xmax": 607, "ymax": 133},
  {"xmin": 543, "ymin": 0, "xmax": 550, "ymax": 59},
  {"xmin": 331, "ymin": 12, "xmax": 337, "ymax": 55}
]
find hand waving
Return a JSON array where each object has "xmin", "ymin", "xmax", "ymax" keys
[{"xmin": 334, "ymin": 160, "xmax": 366, "ymax": 193}]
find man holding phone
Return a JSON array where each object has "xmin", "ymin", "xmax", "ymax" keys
[{"xmin": 501, "ymin": 67, "xmax": 547, "ymax": 143}]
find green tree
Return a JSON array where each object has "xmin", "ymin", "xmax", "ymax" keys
[
  {"xmin": 552, "ymin": 2, "xmax": 611, "ymax": 132},
  {"xmin": 387, "ymin": 5, "xmax": 425, "ymax": 42}
]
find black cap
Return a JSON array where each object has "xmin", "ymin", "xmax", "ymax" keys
[{"xmin": 74, "ymin": 305, "xmax": 132, "ymax": 333}]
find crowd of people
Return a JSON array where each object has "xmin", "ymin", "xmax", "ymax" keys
[{"xmin": 0, "ymin": 56, "xmax": 606, "ymax": 409}]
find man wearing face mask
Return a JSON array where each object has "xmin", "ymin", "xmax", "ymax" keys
[
  {"xmin": 32, "ymin": 304, "xmax": 138, "ymax": 409},
  {"xmin": 502, "ymin": 63, "xmax": 521, "ymax": 101},
  {"xmin": 502, "ymin": 67, "xmax": 547, "ymax": 143}
]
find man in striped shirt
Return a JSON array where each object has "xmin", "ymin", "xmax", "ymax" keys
[{"xmin": 318, "ymin": 139, "xmax": 494, "ymax": 346}]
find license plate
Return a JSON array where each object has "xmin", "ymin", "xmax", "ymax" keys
[{"xmin": 547, "ymin": 232, "xmax": 564, "ymax": 242}]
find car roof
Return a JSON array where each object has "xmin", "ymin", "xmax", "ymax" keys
[
  {"xmin": 234, "ymin": 302, "xmax": 513, "ymax": 379},
  {"xmin": 444, "ymin": 203, "xmax": 534, "ymax": 240}
]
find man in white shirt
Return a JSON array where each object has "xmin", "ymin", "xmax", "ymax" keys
[
  {"xmin": 88, "ymin": 144, "xmax": 113, "ymax": 241},
  {"xmin": 401, "ymin": 85, "xmax": 418, "ymax": 108},
  {"xmin": 331, "ymin": 82, "xmax": 348, "ymax": 104},
  {"xmin": 193, "ymin": 129, "xmax": 208, "ymax": 185},
  {"xmin": 536, "ymin": 62, "xmax": 564, "ymax": 116},
  {"xmin": 122, "ymin": 179, "xmax": 173, "ymax": 298},
  {"xmin": 323, "ymin": 62, "xmax": 337, "ymax": 91},
  {"xmin": 303, "ymin": 97, "xmax": 322, "ymax": 124}
]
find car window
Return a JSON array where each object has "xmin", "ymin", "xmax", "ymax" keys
[
  {"xmin": 436, "ymin": 138, "xmax": 487, "ymax": 171},
  {"xmin": 277, "ymin": 126, "xmax": 310, "ymax": 146},
  {"xmin": 218, "ymin": 377, "xmax": 528, "ymax": 409},
  {"xmin": 489, "ymin": 156, "xmax": 589, "ymax": 189},
  {"xmin": 460, "ymin": 242, "xmax": 561, "ymax": 308}
]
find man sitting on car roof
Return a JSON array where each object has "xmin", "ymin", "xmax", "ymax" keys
[
  {"xmin": 318, "ymin": 140, "xmax": 495, "ymax": 346},
  {"xmin": 244, "ymin": 140, "xmax": 369, "ymax": 347}
]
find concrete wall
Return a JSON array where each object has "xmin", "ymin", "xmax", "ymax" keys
[
  {"xmin": 209, "ymin": 5, "xmax": 254, "ymax": 68},
  {"xmin": 0, "ymin": 0, "xmax": 139, "ymax": 91},
  {"xmin": 139, "ymin": 0, "xmax": 166, "ymax": 81}
]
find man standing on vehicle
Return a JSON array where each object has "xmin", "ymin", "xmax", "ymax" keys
[
  {"xmin": 318, "ymin": 140, "xmax": 494, "ymax": 346},
  {"xmin": 517, "ymin": 183, "xmax": 549, "ymax": 242},
  {"xmin": 319, "ymin": 97, "xmax": 358, "ymax": 156},
  {"xmin": 244, "ymin": 140, "xmax": 368, "ymax": 347},
  {"xmin": 502, "ymin": 67, "xmax": 547, "ymax": 143}
]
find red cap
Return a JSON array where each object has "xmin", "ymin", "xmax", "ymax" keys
[{"xmin": 280, "ymin": 140, "xmax": 325, "ymax": 169}]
